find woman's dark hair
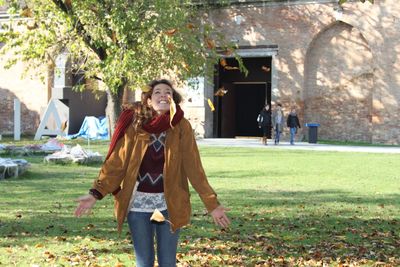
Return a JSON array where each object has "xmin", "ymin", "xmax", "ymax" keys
[{"xmin": 128, "ymin": 79, "xmax": 183, "ymax": 130}]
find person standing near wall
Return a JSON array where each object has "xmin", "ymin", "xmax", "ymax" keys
[
  {"xmin": 286, "ymin": 107, "xmax": 301, "ymax": 145},
  {"xmin": 272, "ymin": 103, "xmax": 284, "ymax": 145},
  {"xmin": 257, "ymin": 104, "xmax": 272, "ymax": 145}
]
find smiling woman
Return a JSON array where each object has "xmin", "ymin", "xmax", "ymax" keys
[
  {"xmin": 74, "ymin": 78, "xmax": 230, "ymax": 267},
  {"xmin": 147, "ymin": 83, "xmax": 173, "ymax": 114}
]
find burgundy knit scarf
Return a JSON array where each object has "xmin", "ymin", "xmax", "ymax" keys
[{"xmin": 106, "ymin": 105, "xmax": 184, "ymax": 159}]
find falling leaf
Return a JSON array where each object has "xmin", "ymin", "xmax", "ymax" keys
[
  {"xmin": 20, "ymin": 8, "xmax": 33, "ymax": 18},
  {"xmin": 182, "ymin": 62, "xmax": 190, "ymax": 71},
  {"xmin": 205, "ymin": 38, "xmax": 215, "ymax": 49},
  {"xmin": 165, "ymin": 29, "xmax": 177, "ymax": 36},
  {"xmin": 141, "ymin": 85, "xmax": 151, "ymax": 92},
  {"xmin": 167, "ymin": 43, "xmax": 174, "ymax": 51},
  {"xmin": 168, "ymin": 95, "xmax": 176, "ymax": 128},
  {"xmin": 111, "ymin": 31, "xmax": 117, "ymax": 43},
  {"xmin": 220, "ymin": 58, "xmax": 227, "ymax": 67},
  {"xmin": 224, "ymin": 66, "xmax": 239, "ymax": 70},
  {"xmin": 207, "ymin": 99, "xmax": 215, "ymax": 112},
  {"xmin": 220, "ymin": 58, "xmax": 239, "ymax": 70},
  {"xmin": 214, "ymin": 87, "xmax": 228, "ymax": 97},
  {"xmin": 150, "ymin": 209, "xmax": 165, "ymax": 222},
  {"xmin": 261, "ymin": 65, "xmax": 270, "ymax": 72},
  {"xmin": 65, "ymin": 0, "xmax": 72, "ymax": 8}
]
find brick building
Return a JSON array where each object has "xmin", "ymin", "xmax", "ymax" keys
[
  {"xmin": 1, "ymin": 0, "xmax": 399, "ymax": 144},
  {"xmin": 197, "ymin": 0, "xmax": 399, "ymax": 144}
]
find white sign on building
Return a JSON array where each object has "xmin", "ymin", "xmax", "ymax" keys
[{"xmin": 185, "ymin": 77, "xmax": 204, "ymax": 107}]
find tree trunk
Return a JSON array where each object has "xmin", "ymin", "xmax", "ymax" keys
[{"xmin": 105, "ymin": 82, "xmax": 126, "ymax": 135}]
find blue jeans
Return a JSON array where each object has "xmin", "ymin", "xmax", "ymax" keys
[
  {"xmin": 274, "ymin": 124, "xmax": 281, "ymax": 144},
  {"xmin": 127, "ymin": 210, "xmax": 180, "ymax": 267},
  {"xmin": 290, "ymin": 127, "xmax": 297, "ymax": 144}
]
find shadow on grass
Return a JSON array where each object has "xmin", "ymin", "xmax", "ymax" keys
[{"xmin": 220, "ymin": 189, "xmax": 400, "ymax": 207}]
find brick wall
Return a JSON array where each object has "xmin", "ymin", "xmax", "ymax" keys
[
  {"xmin": 304, "ymin": 22, "xmax": 374, "ymax": 142},
  {"xmin": 205, "ymin": 0, "xmax": 400, "ymax": 144},
  {"xmin": 0, "ymin": 48, "xmax": 48, "ymax": 135}
]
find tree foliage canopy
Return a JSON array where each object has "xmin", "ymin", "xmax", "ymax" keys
[{"xmin": 0, "ymin": 0, "xmax": 240, "ymax": 94}]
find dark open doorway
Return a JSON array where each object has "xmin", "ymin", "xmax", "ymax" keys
[
  {"xmin": 236, "ymin": 83, "xmax": 267, "ymax": 137},
  {"xmin": 214, "ymin": 56, "xmax": 272, "ymax": 138}
]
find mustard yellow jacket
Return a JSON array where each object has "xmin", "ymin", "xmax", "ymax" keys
[{"xmin": 92, "ymin": 118, "xmax": 220, "ymax": 232}]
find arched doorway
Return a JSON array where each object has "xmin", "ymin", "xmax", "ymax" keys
[{"xmin": 304, "ymin": 21, "xmax": 374, "ymax": 142}]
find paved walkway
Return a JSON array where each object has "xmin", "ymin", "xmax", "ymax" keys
[{"xmin": 196, "ymin": 138, "xmax": 400, "ymax": 154}]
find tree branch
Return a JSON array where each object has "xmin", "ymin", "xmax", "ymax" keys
[{"xmin": 51, "ymin": 0, "xmax": 107, "ymax": 61}]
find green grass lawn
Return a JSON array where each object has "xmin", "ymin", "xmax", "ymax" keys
[{"xmin": 0, "ymin": 141, "xmax": 399, "ymax": 266}]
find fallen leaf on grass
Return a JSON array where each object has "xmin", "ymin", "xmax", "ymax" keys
[
  {"xmin": 187, "ymin": 23, "xmax": 195, "ymax": 30},
  {"xmin": 165, "ymin": 29, "xmax": 177, "ymax": 36},
  {"xmin": 54, "ymin": 236, "xmax": 67, "ymax": 242},
  {"xmin": 43, "ymin": 250, "xmax": 55, "ymax": 259},
  {"xmin": 85, "ymin": 223, "xmax": 95, "ymax": 230}
]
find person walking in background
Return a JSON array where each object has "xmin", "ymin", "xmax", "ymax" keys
[
  {"xmin": 257, "ymin": 104, "xmax": 272, "ymax": 145},
  {"xmin": 74, "ymin": 79, "xmax": 230, "ymax": 267},
  {"xmin": 272, "ymin": 103, "xmax": 284, "ymax": 145},
  {"xmin": 287, "ymin": 107, "xmax": 301, "ymax": 145}
]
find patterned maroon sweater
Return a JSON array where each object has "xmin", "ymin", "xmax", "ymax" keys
[{"xmin": 137, "ymin": 133, "xmax": 165, "ymax": 193}]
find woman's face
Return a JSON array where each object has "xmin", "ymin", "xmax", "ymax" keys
[{"xmin": 148, "ymin": 83, "xmax": 173, "ymax": 114}]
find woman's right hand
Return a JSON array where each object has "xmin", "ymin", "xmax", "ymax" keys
[{"xmin": 74, "ymin": 194, "xmax": 97, "ymax": 217}]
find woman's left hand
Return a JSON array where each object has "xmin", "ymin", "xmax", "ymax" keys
[{"xmin": 211, "ymin": 205, "xmax": 231, "ymax": 228}]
